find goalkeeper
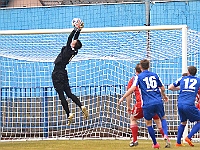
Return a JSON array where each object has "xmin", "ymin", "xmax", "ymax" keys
[{"xmin": 52, "ymin": 19, "xmax": 88, "ymax": 126}]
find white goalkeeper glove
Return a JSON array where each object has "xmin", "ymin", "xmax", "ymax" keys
[{"xmin": 72, "ymin": 18, "xmax": 84, "ymax": 31}]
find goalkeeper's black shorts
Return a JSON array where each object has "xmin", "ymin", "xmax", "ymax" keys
[{"xmin": 52, "ymin": 69, "xmax": 69, "ymax": 91}]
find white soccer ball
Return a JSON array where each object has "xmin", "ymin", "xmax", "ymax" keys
[{"xmin": 71, "ymin": 18, "xmax": 82, "ymax": 27}]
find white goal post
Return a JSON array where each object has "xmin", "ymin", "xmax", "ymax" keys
[{"xmin": 0, "ymin": 25, "xmax": 200, "ymax": 142}]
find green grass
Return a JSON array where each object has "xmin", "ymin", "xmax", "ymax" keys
[{"xmin": 0, "ymin": 139, "xmax": 200, "ymax": 150}]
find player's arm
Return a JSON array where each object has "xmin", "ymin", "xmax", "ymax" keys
[
  {"xmin": 160, "ymin": 85, "xmax": 168, "ymax": 102},
  {"xmin": 66, "ymin": 29, "xmax": 76, "ymax": 47},
  {"xmin": 66, "ymin": 19, "xmax": 83, "ymax": 46},
  {"xmin": 118, "ymin": 76, "xmax": 137, "ymax": 105},
  {"xmin": 126, "ymin": 95, "xmax": 132, "ymax": 114},
  {"xmin": 73, "ymin": 19, "xmax": 84, "ymax": 40},
  {"xmin": 118, "ymin": 85, "xmax": 136, "ymax": 105},
  {"xmin": 126, "ymin": 78, "xmax": 134, "ymax": 113},
  {"xmin": 157, "ymin": 76, "xmax": 168, "ymax": 102},
  {"xmin": 73, "ymin": 29, "xmax": 80, "ymax": 40},
  {"xmin": 168, "ymin": 77, "xmax": 182, "ymax": 91},
  {"xmin": 168, "ymin": 84, "xmax": 180, "ymax": 91}
]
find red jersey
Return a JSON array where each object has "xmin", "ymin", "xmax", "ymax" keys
[
  {"xmin": 196, "ymin": 89, "xmax": 200, "ymax": 110},
  {"xmin": 127, "ymin": 76, "xmax": 142, "ymax": 108}
]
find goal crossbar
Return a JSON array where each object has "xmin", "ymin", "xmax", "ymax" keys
[{"xmin": 0, "ymin": 25, "xmax": 188, "ymax": 35}]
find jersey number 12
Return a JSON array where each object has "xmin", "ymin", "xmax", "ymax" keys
[{"xmin": 184, "ymin": 78, "xmax": 197, "ymax": 90}]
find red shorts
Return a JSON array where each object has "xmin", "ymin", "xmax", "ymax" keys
[
  {"xmin": 131, "ymin": 106, "xmax": 159, "ymax": 120},
  {"xmin": 196, "ymin": 103, "xmax": 200, "ymax": 110},
  {"xmin": 131, "ymin": 106, "xmax": 143, "ymax": 119}
]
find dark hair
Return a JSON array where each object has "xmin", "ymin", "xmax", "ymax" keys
[
  {"xmin": 75, "ymin": 39, "xmax": 82, "ymax": 49},
  {"xmin": 188, "ymin": 66, "xmax": 197, "ymax": 76},
  {"xmin": 135, "ymin": 63, "xmax": 142, "ymax": 73},
  {"xmin": 182, "ymin": 72, "xmax": 188, "ymax": 76},
  {"xmin": 140, "ymin": 59, "xmax": 150, "ymax": 70}
]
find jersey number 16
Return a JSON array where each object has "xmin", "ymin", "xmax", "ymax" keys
[{"xmin": 143, "ymin": 76, "xmax": 157, "ymax": 89}]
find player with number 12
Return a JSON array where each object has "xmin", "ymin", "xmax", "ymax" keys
[{"xmin": 168, "ymin": 66, "xmax": 200, "ymax": 147}]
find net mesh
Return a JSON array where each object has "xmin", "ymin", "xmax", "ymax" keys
[{"xmin": 0, "ymin": 27, "xmax": 200, "ymax": 141}]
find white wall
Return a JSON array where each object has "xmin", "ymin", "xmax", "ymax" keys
[{"xmin": 8, "ymin": 0, "xmax": 42, "ymax": 7}]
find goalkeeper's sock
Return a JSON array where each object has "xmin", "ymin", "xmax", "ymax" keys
[
  {"xmin": 147, "ymin": 126, "xmax": 157, "ymax": 145},
  {"xmin": 66, "ymin": 113, "xmax": 69, "ymax": 118},
  {"xmin": 130, "ymin": 124, "xmax": 138, "ymax": 142},
  {"xmin": 161, "ymin": 119, "xmax": 168, "ymax": 135},
  {"xmin": 188, "ymin": 122, "xmax": 200, "ymax": 139},
  {"xmin": 177, "ymin": 124, "xmax": 185, "ymax": 144}
]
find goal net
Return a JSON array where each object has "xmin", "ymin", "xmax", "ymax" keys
[{"xmin": 0, "ymin": 25, "xmax": 200, "ymax": 141}]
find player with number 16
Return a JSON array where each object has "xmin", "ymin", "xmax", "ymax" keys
[{"xmin": 119, "ymin": 59, "xmax": 170, "ymax": 149}]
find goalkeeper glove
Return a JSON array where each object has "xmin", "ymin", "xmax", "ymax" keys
[
  {"xmin": 75, "ymin": 22, "xmax": 84, "ymax": 30},
  {"xmin": 73, "ymin": 19, "xmax": 84, "ymax": 30},
  {"xmin": 74, "ymin": 27, "xmax": 81, "ymax": 32}
]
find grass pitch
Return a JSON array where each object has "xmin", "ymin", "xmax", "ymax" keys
[{"xmin": 0, "ymin": 139, "xmax": 200, "ymax": 150}]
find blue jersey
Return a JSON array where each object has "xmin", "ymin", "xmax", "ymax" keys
[
  {"xmin": 173, "ymin": 75, "xmax": 200, "ymax": 105},
  {"xmin": 133, "ymin": 70, "xmax": 164, "ymax": 107}
]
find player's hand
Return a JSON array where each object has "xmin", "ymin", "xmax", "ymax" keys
[
  {"xmin": 118, "ymin": 97, "xmax": 124, "ymax": 105},
  {"xmin": 75, "ymin": 19, "xmax": 84, "ymax": 30},
  {"xmin": 163, "ymin": 95, "xmax": 169, "ymax": 102},
  {"xmin": 127, "ymin": 107, "xmax": 132, "ymax": 114}
]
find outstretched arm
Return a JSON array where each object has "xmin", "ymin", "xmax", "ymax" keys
[
  {"xmin": 66, "ymin": 30, "xmax": 76, "ymax": 47},
  {"xmin": 73, "ymin": 29, "xmax": 80, "ymax": 40},
  {"xmin": 168, "ymin": 84, "xmax": 180, "ymax": 91},
  {"xmin": 118, "ymin": 85, "xmax": 136, "ymax": 105},
  {"xmin": 66, "ymin": 19, "xmax": 83, "ymax": 46}
]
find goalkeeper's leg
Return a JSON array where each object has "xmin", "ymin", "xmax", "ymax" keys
[
  {"xmin": 64, "ymin": 86, "xmax": 88, "ymax": 119},
  {"xmin": 57, "ymin": 90, "xmax": 74, "ymax": 125},
  {"xmin": 57, "ymin": 90, "xmax": 70, "ymax": 117}
]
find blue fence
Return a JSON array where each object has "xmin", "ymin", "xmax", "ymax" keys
[{"xmin": 0, "ymin": 2, "xmax": 200, "ymax": 31}]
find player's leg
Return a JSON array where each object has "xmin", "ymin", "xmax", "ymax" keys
[
  {"xmin": 143, "ymin": 106, "xmax": 159, "ymax": 148},
  {"xmin": 153, "ymin": 115, "xmax": 164, "ymax": 137},
  {"xmin": 64, "ymin": 85, "xmax": 88, "ymax": 119},
  {"xmin": 185, "ymin": 106, "xmax": 200, "ymax": 147},
  {"xmin": 57, "ymin": 89, "xmax": 70, "ymax": 116},
  {"xmin": 52, "ymin": 71, "xmax": 73, "ymax": 125},
  {"xmin": 64, "ymin": 85, "xmax": 82, "ymax": 107},
  {"xmin": 145, "ymin": 119, "xmax": 160, "ymax": 148},
  {"xmin": 156, "ymin": 104, "xmax": 170, "ymax": 148},
  {"xmin": 56, "ymin": 89, "xmax": 73, "ymax": 125},
  {"xmin": 176, "ymin": 122, "xmax": 186, "ymax": 147},
  {"xmin": 155, "ymin": 104, "xmax": 168, "ymax": 136},
  {"xmin": 160, "ymin": 115, "xmax": 171, "ymax": 148},
  {"xmin": 186, "ymin": 121, "xmax": 200, "ymax": 147},
  {"xmin": 176, "ymin": 106, "xmax": 187, "ymax": 146},
  {"xmin": 129, "ymin": 116, "xmax": 139, "ymax": 147},
  {"xmin": 129, "ymin": 106, "xmax": 143, "ymax": 147}
]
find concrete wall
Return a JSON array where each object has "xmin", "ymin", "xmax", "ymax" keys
[{"xmin": 7, "ymin": 0, "xmax": 42, "ymax": 7}]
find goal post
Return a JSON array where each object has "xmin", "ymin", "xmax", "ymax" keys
[
  {"xmin": 0, "ymin": 25, "xmax": 188, "ymax": 34},
  {"xmin": 0, "ymin": 25, "xmax": 199, "ymax": 141}
]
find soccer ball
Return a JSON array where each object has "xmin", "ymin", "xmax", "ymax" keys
[{"xmin": 71, "ymin": 18, "xmax": 82, "ymax": 26}]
